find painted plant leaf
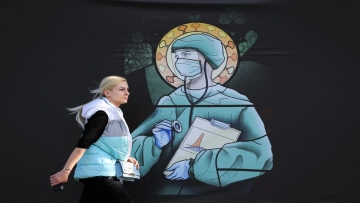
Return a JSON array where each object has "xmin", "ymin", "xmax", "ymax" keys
[{"xmin": 238, "ymin": 30, "xmax": 258, "ymax": 56}]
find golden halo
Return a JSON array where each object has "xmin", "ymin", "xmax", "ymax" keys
[{"xmin": 155, "ymin": 22, "xmax": 238, "ymax": 87}]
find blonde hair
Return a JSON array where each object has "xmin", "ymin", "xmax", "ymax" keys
[{"xmin": 67, "ymin": 75, "xmax": 127, "ymax": 128}]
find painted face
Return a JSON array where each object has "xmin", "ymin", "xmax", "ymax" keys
[
  {"xmin": 173, "ymin": 49, "xmax": 202, "ymax": 79},
  {"xmin": 105, "ymin": 81, "xmax": 130, "ymax": 106}
]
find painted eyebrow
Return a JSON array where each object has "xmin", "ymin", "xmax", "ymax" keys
[
  {"xmin": 171, "ymin": 49, "xmax": 194, "ymax": 54},
  {"xmin": 180, "ymin": 50, "xmax": 193, "ymax": 54}
]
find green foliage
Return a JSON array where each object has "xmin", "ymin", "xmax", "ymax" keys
[
  {"xmin": 124, "ymin": 32, "xmax": 153, "ymax": 75},
  {"xmin": 239, "ymin": 30, "xmax": 258, "ymax": 57}
]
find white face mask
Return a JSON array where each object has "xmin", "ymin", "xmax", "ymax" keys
[{"xmin": 175, "ymin": 58, "xmax": 202, "ymax": 79}]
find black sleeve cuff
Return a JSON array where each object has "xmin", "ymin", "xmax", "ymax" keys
[{"xmin": 188, "ymin": 158, "xmax": 195, "ymax": 179}]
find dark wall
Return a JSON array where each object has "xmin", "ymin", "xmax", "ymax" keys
[{"xmin": 1, "ymin": 0, "xmax": 359, "ymax": 202}]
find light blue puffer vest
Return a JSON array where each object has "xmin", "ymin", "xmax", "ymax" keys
[{"xmin": 74, "ymin": 98, "xmax": 132, "ymax": 179}]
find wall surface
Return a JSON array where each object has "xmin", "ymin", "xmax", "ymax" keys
[{"xmin": 1, "ymin": 0, "xmax": 359, "ymax": 202}]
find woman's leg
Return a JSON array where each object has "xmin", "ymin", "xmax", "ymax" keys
[
  {"xmin": 78, "ymin": 179, "xmax": 103, "ymax": 203},
  {"xmin": 98, "ymin": 178, "xmax": 134, "ymax": 203},
  {"xmin": 79, "ymin": 177, "xmax": 134, "ymax": 203}
]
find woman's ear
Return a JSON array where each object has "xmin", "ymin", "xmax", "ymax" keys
[{"xmin": 104, "ymin": 90, "xmax": 110, "ymax": 97}]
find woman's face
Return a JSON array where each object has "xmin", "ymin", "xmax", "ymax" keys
[{"xmin": 105, "ymin": 81, "xmax": 130, "ymax": 107}]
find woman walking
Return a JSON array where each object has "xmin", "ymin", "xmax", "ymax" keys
[{"xmin": 50, "ymin": 75, "xmax": 138, "ymax": 203}]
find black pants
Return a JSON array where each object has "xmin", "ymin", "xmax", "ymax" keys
[{"xmin": 79, "ymin": 177, "xmax": 134, "ymax": 203}]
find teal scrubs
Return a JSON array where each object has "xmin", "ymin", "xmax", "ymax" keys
[{"xmin": 131, "ymin": 84, "xmax": 273, "ymax": 194}]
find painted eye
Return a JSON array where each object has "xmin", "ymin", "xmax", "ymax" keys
[{"xmin": 182, "ymin": 53, "xmax": 190, "ymax": 57}]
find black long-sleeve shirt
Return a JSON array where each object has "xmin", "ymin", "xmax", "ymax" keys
[{"xmin": 77, "ymin": 111, "xmax": 108, "ymax": 149}]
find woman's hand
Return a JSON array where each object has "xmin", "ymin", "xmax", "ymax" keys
[
  {"xmin": 50, "ymin": 169, "xmax": 71, "ymax": 186},
  {"xmin": 127, "ymin": 157, "xmax": 140, "ymax": 169},
  {"xmin": 49, "ymin": 148, "xmax": 85, "ymax": 187}
]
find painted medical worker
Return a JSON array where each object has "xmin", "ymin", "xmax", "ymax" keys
[{"xmin": 131, "ymin": 33, "xmax": 273, "ymax": 194}]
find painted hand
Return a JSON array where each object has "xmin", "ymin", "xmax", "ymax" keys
[
  {"xmin": 152, "ymin": 119, "xmax": 172, "ymax": 148},
  {"xmin": 165, "ymin": 159, "xmax": 190, "ymax": 180}
]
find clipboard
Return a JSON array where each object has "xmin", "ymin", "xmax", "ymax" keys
[{"xmin": 164, "ymin": 116, "xmax": 241, "ymax": 175}]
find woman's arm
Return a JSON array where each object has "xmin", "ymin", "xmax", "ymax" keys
[
  {"xmin": 50, "ymin": 111, "xmax": 108, "ymax": 186},
  {"xmin": 50, "ymin": 147, "xmax": 86, "ymax": 186}
]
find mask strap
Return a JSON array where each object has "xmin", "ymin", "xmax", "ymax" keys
[{"xmin": 184, "ymin": 60, "xmax": 209, "ymax": 105}]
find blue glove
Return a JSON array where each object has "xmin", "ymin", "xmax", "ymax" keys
[
  {"xmin": 152, "ymin": 120, "xmax": 172, "ymax": 148},
  {"xmin": 165, "ymin": 159, "xmax": 190, "ymax": 180}
]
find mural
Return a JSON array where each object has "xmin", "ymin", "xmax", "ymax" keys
[
  {"xmin": 1, "ymin": 1, "xmax": 357, "ymax": 202},
  {"xmin": 127, "ymin": 22, "xmax": 273, "ymax": 195}
]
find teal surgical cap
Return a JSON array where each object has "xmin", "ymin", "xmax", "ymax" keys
[{"xmin": 172, "ymin": 34, "xmax": 225, "ymax": 70}]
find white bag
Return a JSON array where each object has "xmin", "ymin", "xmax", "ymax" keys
[{"xmin": 115, "ymin": 161, "xmax": 140, "ymax": 181}]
